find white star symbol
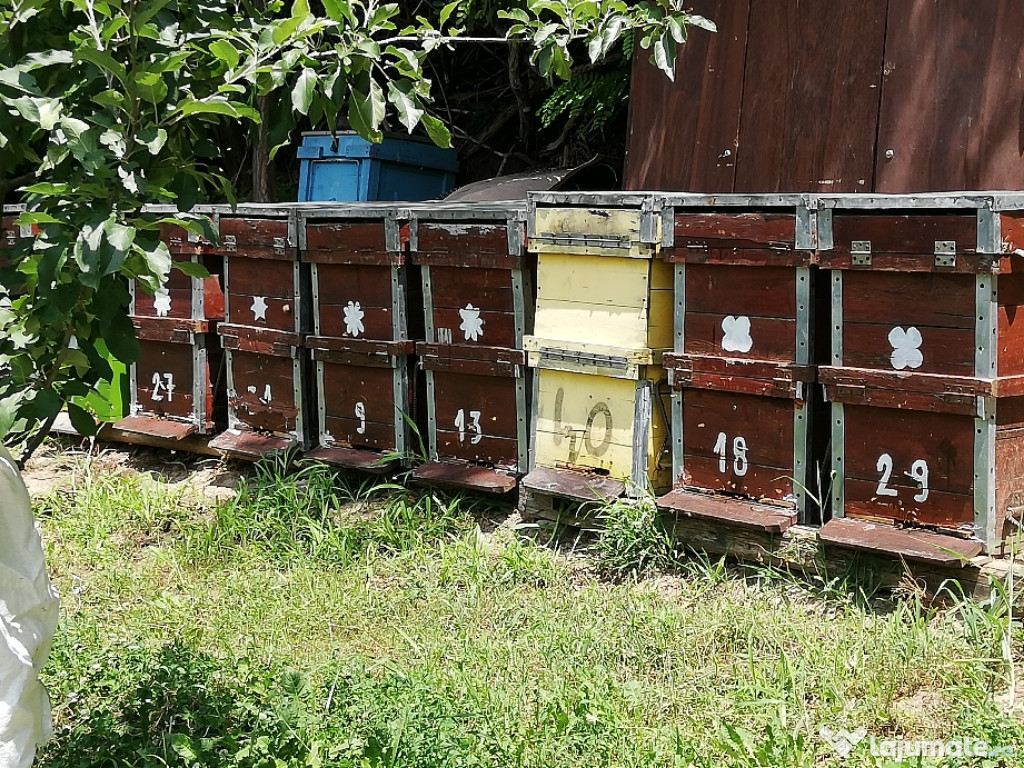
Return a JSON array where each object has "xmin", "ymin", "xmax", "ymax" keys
[
  {"xmin": 344, "ymin": 301, "xmax": 365, "ymax": 337},
  {"xmin": 459, "ymin": 303, "xmax": 484, "ymax": 341},
  {"xmin": 250, "ymin": 296, "xmax": 268, "ymax": 322},
  {"xmin": 154, "ymin": 288, "xmax": 172, "ymax": 318}
]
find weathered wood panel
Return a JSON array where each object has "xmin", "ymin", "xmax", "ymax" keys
[
  {"xmin": 134, "ymin": 341, "xmax": 200, "ymax": 421},
  {"xmin": 320, "ymin": 363, "xmax": 400, "ymax": 451},
  {"xmin": 303, "ymin": 221, "xmax": 390, "ymax": 261},
  {"xmin": 624, "ymin": 0, "xmax": 749, "ymax": 192},
  {"xmin": 416, "ymin": 222, "xmax": 509, "ymax": 256},
  {"xmin": 228, "ymin": 351, "xmax": 301, "ymax": 435},
  {"xmin": 681, "ymin": 389, "xmax": 798, "ymax": 500},
  {"xmin": 431, "ymin": 373, "xmax": 520, "ymax": 466},
  {"xmin": 219, "ymin": 216, "xmax": 290, "ymax": 260},
  {"xmin": 876, "ymin": 1, "xmax": 1024, "ymax": 192},
  {"xmin": 733, "ymin": 0, "xmax": 887, "ymax": 193},
  {"xmin": 827, "ymin": 214, "xmax": 978, "ymax": 259},
  {"xmin": 841, "ymin": 404, "xmax": 976, "ymax": 529}
]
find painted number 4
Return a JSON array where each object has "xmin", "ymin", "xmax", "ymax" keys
[
  {"xmin": 455, "ymin": 409, "xmax": 483, "ymax": 445},
  {"xmin": 876, "ymin": 453, "xmax": 929, "ymax": 503},
  {"xmin": 714, "ymin": 432, "xmax": 749, "ymax": 477}
]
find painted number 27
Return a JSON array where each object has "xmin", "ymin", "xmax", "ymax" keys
[
  {"xmin": 455, "ymin": 409, "xmax": 482, "ymax": 444},
  {"xmin": 714, "ymin": 432, "xmax": 749, "ymax": 477},
  {"xmin": 150, "ymin": 372, "xmax": 175, "ymax": 402},
  {"xmin": 876, "ymin": 453, "xmax": 929, "ymax": 503}
]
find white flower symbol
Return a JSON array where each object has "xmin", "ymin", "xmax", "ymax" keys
[
  {"xmin": 250, "ymin": 296, "xmax": 268, "ymax": 322},
  {"xmin": 344, "ymin": 301, "xmax": 365, "ymax": 337},
  {"xmin": 459, "ymin": 303, "xmax": 484, "ymax": 341},
  {"xmin": 721, "ymin": 315, "xmax": 753, "ymax": 353},
  {"xmin": 888, "ymin": 326, "xmax": 923, "ymax": 370},
  {"xmin": 153, "ymin": 288, "xmax": 172, "ymax": 318}
]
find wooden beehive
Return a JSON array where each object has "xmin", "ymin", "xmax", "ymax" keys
[
  {"xmin": 655, "ymin": 195, "xmax": 819, "ymax": 532},
  {"xmin": 817, "ymin": 193, "xmax": 1024, "ymax": 555},
  {"xmin": 210, "ymin": 204, "xmax": 311, "ymax": 458},
  {"xmin": 116, "ymin": 207, "xmax": 226, "ymax": 440},
  {"xmin": 408, "ymin": 202, "xmax": 532, "ymax": 493},
  {"xmin": 299, "ymin": 204, "xmax": 415, "ymax": 472},
  {"xmin": 522, "ymin": 193, "xmax": 673, "ymax": 498}
]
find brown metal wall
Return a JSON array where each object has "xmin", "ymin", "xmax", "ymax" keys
[{"xmin": 625, "ymin": 0, "xmax": 1024, "ymax": 193}]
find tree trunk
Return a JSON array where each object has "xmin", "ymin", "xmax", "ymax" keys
[{"xmin": 251, "ymin": 93, "xmax": 277, "ymax": 203}]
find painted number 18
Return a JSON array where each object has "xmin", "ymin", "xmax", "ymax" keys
[
  {"xmin": 876, "ymin": 453, "xmax": 929, "ymax": 503},
  {"xmin": 714, "ymin": 432, "xmax": 749, "ymax": 477}
]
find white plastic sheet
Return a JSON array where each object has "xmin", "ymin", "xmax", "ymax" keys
[{"xmin": 0, "ymin": 447, "xmax": 59, "ymax": 768}]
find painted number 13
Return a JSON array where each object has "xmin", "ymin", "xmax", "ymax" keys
[
  {"xmin": 876, "ymin": 453, "xmax": 929, "ymax": 503},
  {"xmin": 455, "ymin": 409, "xmax": 482, "ymax": 445},
  {"xmin": 714, "ymin": 432, "xmax": 749, "ymax": 477}
]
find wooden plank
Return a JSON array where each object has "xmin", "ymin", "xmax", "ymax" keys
[
  {"xmin": 657, "ymin": 488, "xmax": 797, "ymax": 533},
  {"xmin": 412, "ymin": 460, "xmax": 518, "ymax": 494},
  {"xmin": 209, "ymin": 430, "xmax": 295, "ymax": 458},
  {"xmin": 841, "ymin": 269, "xmax": 976, "ymax": 329},
  {"xmin": 320, "ymin": 363, "xmax": 398, "ymax": 446},
  {"xmin": 674, "ymin": 213, "xmax": 796, "ymax": 249},
  {"xmin": 875, "ymin": 1, "xmax": 1024, "ymax": 192},
  {"xmin": 219, "ymin": 216, "xmax": 290, "ymax": 249},
  {"xmin": 416, "ymin": 222, "xmax": 509, "ymax": 256},
  {"xmin": 685, "ymin": 264, "xmax": 797, "ymax": 317},
  {"xmin": 623, "ymin": 0, "xmax": 748, "ymax": 192},
  {"xmin": 998, "ymin": 271, "xmax": 1024, "ymax": 377},
  {"xmin": 842, "ymin": 323, "xmax": 974, "ymax": 376},
  {"xmin": 112, "ymin": 416, "xmax": 196, "ymax": 441},
  {"xmin": 841, "ymin": 404, "xmax": 976, "ymax": 529},
  {"xmin": 303, "ymin": 221, "xmax": 390, "ymax": 259},
  {"xmin": 432, "ymin": 307, "xmax": 518, "ymax": 348},
  {"xmin": 434, "ymin": 432, "xmax": 520, "ymax": 467},
  {"xmin": 323, "ymin": 415, "xmax": 398, "ymax": 450},
  {"xmin": 994, "ymin": 427, "xmax": 1024, "ymax": 548},
  {"xmin": 428, "ymin": 266, "xmax": 515, "ymax": 312},
  {"xmin": 318, "ymin": 300, "xmax": 396, "ymax": 341},
  {"xmin": 829, "ymin": 214, "xmax": 979, "ymax": 257},
  {"xmin": 521, "ymin": 466, "xmax": 625, "ymax": 501},
  {"xmin": 819, "ymin": 518, "xmax": 982, "ymax": 566},
  {"xmin": 684, "ymin": 313, "xmax": 797, "ymax": 364},
  {"xmin": 227, "ymin": 351, "xmax": 301, "ymax": 434},
  {"xmin": 733, "ymin": 0, "xmax": 888, "ymax": 193},
  {"xmin": 536, "ymin": 253, "xmax": 654, "ymax": 306},
  {"xmin": 305, "ymin": 445, "xmax": 396, "ymax": 473},
  {"xmin": 134, "ymin": 341, "xmax": 200, "ymax": 421},
  {"xmin": 228, "ymin": 293, "xmax": 299, "ymax": 332},
  {"xmin": 532, "ymin": 207, "xmax": 645, "ymax": 244},
  {"xmin": 667, "ymin": 246, "xmax": 811, "ymax": 268},
  {"xmin": 315, "ymin": 262, "xmax": 395, "ymax": 308},
  {"xmin": 431, "ymin": 373, "xmax": 520, "ymax": 442}
]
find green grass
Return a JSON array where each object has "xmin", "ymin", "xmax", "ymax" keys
[{"xmin": 29, "ymin": 449, "xmax": 1024, "ymax": 767}]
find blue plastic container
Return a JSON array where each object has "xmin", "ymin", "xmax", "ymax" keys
[{"xmin": 297, "ymin": 132, "xmax": 459, "ymax": 202}]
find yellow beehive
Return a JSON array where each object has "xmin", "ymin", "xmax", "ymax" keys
[
  {"xmin": 532, "ymin": 367, "xmax": 672, "ymax": 491},
  {"xmin": 523, "ymin": 193, "xmax": 674, "ymax": 495}
]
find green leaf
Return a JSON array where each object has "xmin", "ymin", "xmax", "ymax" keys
[
  {"xmin": 209, "ymin": 39, "xmax": 240, "ymax": 70},
  {"xmin": 131, "ymin": 70, "xmax": 168, "ymax": 103},
  {"xmin": 21, "ymin": 182, "xmax": 70, "ymax": 196},
  {"xmin": 387, "ymin": 82, "xmax": 423, "ymax": 133},
  {"xmin": 15, "ymin": 212, "xmax": 60, "ymax": 227},
  {"xmin": 9, "ymin": 95, "xmax": 62, "ymax": 130},
  {"xmin": 420, "ymin": 113, "xmax": 451, "ymax": 148},
  {"xmin": 74, "ymin": 46, "xmax": 129, "ymax": 88},
  {"xmin": 176, "ymin": 97, "xmax": 259, "ymax": 122},
  {"xmin": 137, "ymin": 126, "xmax": 168, "ymax": 154},
  {"xmin": 66, "ymin": 401, "xmax": 98, "ymax": 437},
  {"xmin": 173, "ymin": 260, "xmax": 210, "ymax": 279},
  {"xmin": 686, "ymin": 13, "xmax": 717, "ymax": 33},
  {"xmin": 347, "ymin": 86, "xmax": 382, "ymax": 142},
  {"xmin": 291, "ymin": 68, "xmax": 317, "ymax": 116},
  {"xmin": 439, "ymin": 0, "xmax": 459, "ymax": 25}
]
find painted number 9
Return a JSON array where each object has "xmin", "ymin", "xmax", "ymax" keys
[
  {"xmin": 876, "ymin": 453, "xmax": 929, "ymax": 503},
  {"xmin": 714, "ymin": 432, "xmax": 749, "ymax": 477},
  {"xmin": 355, "ymin": 402, "xmax": 366, "ymax": 435}
]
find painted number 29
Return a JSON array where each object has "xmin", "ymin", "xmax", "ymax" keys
[
  {"xmin": 876, "ymin": 453, "xmax": 929, "ymax": 503},
  {"xmin": 455, "ymin": 409, "xmax": 482, "ymax": 445},
  {"xmin": 714, "ymin": 432, "xmax": 749, "ymax": 477}
]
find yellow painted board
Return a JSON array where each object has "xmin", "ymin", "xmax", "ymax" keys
[
  {"xmin": 522, "ymin": 337, "xmax": 656, "ymax": 363},
  {"xmin": 647, "ymin": 289, "xmax": 676, "ymax": 351},
  {"xmin": 533, "ymin": 299, "xmax": 653, "ymax": 350},
  {"xmin": 533, "ymin": 368, "xmax": 670, "ymax": 488},
  {"xmin": 650, "ymin": 258, "xmax": 674, "ymax": 290},
  {"xmin": 536, "ymin": 253, "xmax": 653, "ymax": 307},
  {"xmin": 533, "ymin": 207, "xmax": 644, "ymax": 241}
]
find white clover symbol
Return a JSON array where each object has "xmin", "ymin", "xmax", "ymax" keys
[
  {"xmin": 153, "ymin": 288, "xmax": 172, "ymax": 318},
  {"xmin": 459, "ymin": 303, "xmax": 485, "ymax": 341},
  {"xmin": 344, "ymin": 301, "xmax": 365, "ymax": 337},
  {"xmin": 888, "ymin": 326, "xmax": 923, "ymax": 370},
  {"xmin": 721, "ymin": 315, "xmax": 753, "ymax": 353}
]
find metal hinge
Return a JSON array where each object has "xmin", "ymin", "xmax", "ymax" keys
[
  {"xmin": 534, "ymin": 233, "xmax": 631, "ymax": 249},
  {"xmin": 223, "ymin": 234, "xmax": 237, "ymax": 252},
  {"xmin": 850, "ymin": 240, "xmax": 872, "ymax": 266},
  {"xmin": 273, "ymin": 237, "xmax": 286, "ymax": 256},
  {"xmin": 539, "ymin": 347, "xmax": 629, "ymax": 371},
  {"xmin": 934, "ymin": 240, "xmax": 956, "ymax": 268}
]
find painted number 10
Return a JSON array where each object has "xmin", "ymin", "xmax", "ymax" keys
[
  {"xmin": 876, "ymin": 453, "xmax": 929, "ymax": 502},
  {"xmin": 455, "ymin": 409, "xmax": 483, "ymax": 445},
  {"xmin": 714, "ymin": 432, "xmax": 749, "ymax": 477}
]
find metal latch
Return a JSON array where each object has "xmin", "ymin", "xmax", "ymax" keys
[
  {"xmin": 535, "ymin": 233, "xmax": 630, "ymax": 250},
  {"xmin": 850, "ymin": 240, "xmax": 872, "ymax": 266},
  {"xmin": 273, "ymin": 237, "xmax": 286, "ymax": 256},
  {"xmin": 223, "ymin": 234, "xmax": 237, "ymax": 252},
  {"xmin": 539, "ymin": 347, "xmax": 629, "ymax": 371},
  {"xmin": 934, "ymin": 240, "xmax": 956, "ymax": 268}
]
